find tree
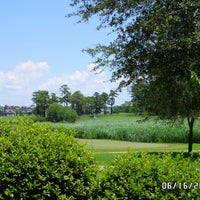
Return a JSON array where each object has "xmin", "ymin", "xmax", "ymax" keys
[
  {"xmin": 70, "ymin": 91, "xmax": 85, "ymax": 115},
  {"xmin": 46, "ymin": 103, "xmax": 78, "ymax": 122},
  {"xmin": 131, "ymin": 78, "xmax": 148, "ymax": 115},
  {"xmin": 50, "ymin": 93, "xmax": 60, "ymax": 104},
  {"xmin": 60, "ymin": 84, "xmax": 71, "ymax": 106},
  {"xmin": 101, "ymin": 92, "xmax": 109, "ymax": 114},
  {"xmin": 107, "ymin": 90, "xmax": 117, "ymax": 115},
  {"xmin": 85, "ymin": 96, "xmax": 95, "ymax": 115},
  {"xmin": 93, "ymin": 92, "xmax": 101, "ymax": 114},
  {"xmin": 68, "ymin": 0, "xmax": 200, "ymax": 153},
  {"xmin": 120, "ymin": 101, "xmax": 133, "ymax": 113},
  {"xmin": 32, "ymin": 90, "xmax": 51, "ymax": 117}
]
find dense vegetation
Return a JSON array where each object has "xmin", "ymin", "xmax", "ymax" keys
[
  {"xmin": 0, "ymin": 117, "xmax": 97, "ymax": 199},
  {"xmin": 32, "ymin": 85, "xmax": 118, "ymax": 118},
  {"xmin": 0, "ymin": 116, "xmax": 200, "ymax": 199},
  {"xmin": 57, "ymin": 114, "xmax": 200, "ymax": 143},
  {"xmin": 96, "ymin": 152, "xmax": 200, "ymax": 199},
  {"xmin": 46, "ymin": 103, "xmax": 78, "ymax": 123}
]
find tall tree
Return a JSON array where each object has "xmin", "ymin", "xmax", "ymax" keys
[
  {"xmin": 101, "ymin": 92, "xmax": 109, "ymax": 114},
  {"xmin": 107, "ymin": 90, "xmax": 117, "ymax": 115},
  {"xmin": 50, "ymin": 93, "xmax": 59, "ymax": 104},
  {"xmin": 131, "ymin": 78, "xmax": 148, "ymax": 115},
  {"xmin": 85, "ymin": 96, "xmax": 95, "ymax": 115},
  {"xmin": 32, "ymin": 90, "xmax": 50, "ymax": 117},
  {"xmin": 69, "ymin": 0, "xmax": 200, "ymax": 153},
  {"xmin": 70, "ymin": 91, "xmax": 85, "ymax": 115},
  {"xmin": 60, "ymin": 84, "xmax": 71, "ymax": 106},
  {"xmin": 93, "ymin": 92, "xmax": 103, "ymax": 114}
]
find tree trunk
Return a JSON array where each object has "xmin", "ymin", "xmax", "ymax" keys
[{"xmin": 187, "ymin": 117, "xmax": 195, "ymax": 155}]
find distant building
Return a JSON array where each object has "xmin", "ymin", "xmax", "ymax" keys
[
  {"xmin": 0, "ymin": 105, "xmax": 34, "ymax": 116},
  {"xmin": 21, "ymin": 107, "xmax": 33, "ymax": 115},
  {"xmin": 3, "ymin": 108, "xmax": 16, "ymax": 116}
]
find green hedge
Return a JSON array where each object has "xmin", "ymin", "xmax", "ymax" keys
[
  {"xmin": 0, "ymin": 117, "xmax": 97, "ymax": 199},
  {"xmin": 95, "ymin": 152, "xmax": 200, "ymax": 199}
]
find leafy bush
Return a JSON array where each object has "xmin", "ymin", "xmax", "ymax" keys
[
  {"xmin": 95, "ymin": 152, "xmax": 200, "ymax": 199},
  {"xmin": 1, "ymin": 116, "xmax": 200, "ymax": 199},
  {"xmin": 46, "ymin": 103, "xmax": 78, "ymax": 123},
  {"xmin": 0, "ymin": 116, "xmax": 97, "ymax": 199}
]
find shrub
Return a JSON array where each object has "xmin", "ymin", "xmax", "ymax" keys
[
  {"xmin": 0, "ymin": 116, "xmax": 97, "ymax": 199},
  {"xmin": 95, "ymin": 152, "xmax": 200, "ymax": 199},
  {"xmin": 46, "ymin": 103, "xmax": 78, "ymax": 123},
  {"xmin": 31, "ymin": 115, "xmax": 47, "ymax": 122}
]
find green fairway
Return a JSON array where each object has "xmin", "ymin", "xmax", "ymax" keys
[
  {"xmin": 79, "ymin": 138, "xmax": 193, "ymax": 152},
  {"xmin": 78, "ymin": 139, "xmax": 200, "ymax": 164}
]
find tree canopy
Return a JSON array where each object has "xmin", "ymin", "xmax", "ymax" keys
[{"xmin": 68, "ymin": 0, "xmax": 200, "ymax": 153}]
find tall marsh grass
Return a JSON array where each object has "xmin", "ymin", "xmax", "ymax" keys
[{"xmin": 59, "ymin": 114, "xmax": 200, "ymax": 143}]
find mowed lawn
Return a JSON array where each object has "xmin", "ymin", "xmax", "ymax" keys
[{"xmin": 78, "ymin": 139, "xmax": 200, "ymax": 164}]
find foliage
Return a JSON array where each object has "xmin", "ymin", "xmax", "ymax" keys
[
  {"xmin": 130, "ymin": 78, "xmax": 149, "ymax": 115},
  {"xmin": 32, "ymin": 86, "xmax": 113, "ymax": 116},
  {"xmin": 68, "ymin": 0, "xmax": 200, "ymax": 116},
  {"xmin": 68, "ymin": 0, "xmax": 200, "ymax": 153},
  {"xmin": 32, "ymin": 90, "xmax": 51, "ymax": 117},
  {"xmin": 31, "ymin": 115, "xmax": 47, "ymax": 122},
  {"xmin": 60, "ymin": 84, "xmax": 71, "ymax": 106},
  {"xmin": 95, "ymin": 152, "xmax": 200, "ymax": 199},
  {"xmin": 1, "ymin": 116, "xmax": 200, "ymax": 199},
  {"xmin": 49, "ymin": 92, "xmax": 60, "ymax": 104},
  {"xmin": 191, "ymin": 71, "xmax": 200, "ymax": 86},
  {"xmin": 70, "ymin": 91, "xmax": 86, "ymax": 115},
  {"xmin": 70, "ymin": 91, "xmax": 110, "ymax": 115},
  {"xmin": 93, "ymin": 92, "xmax": 108, "ymax": 114},
  {"xmin": 0, "ymin": 116, "xmax": 97, "ymax": 199},
  {"xmin": 113, "ymin": 102, "xmax": 134, "ymax": 114},
  {"xmin": 46, "ymin": 103, "xmax": 78, "ymax": 123}
]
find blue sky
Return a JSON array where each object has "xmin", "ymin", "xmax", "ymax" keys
[{"xmin": 0, "ymin": 0, "xmax": 130, "ymax": 106}]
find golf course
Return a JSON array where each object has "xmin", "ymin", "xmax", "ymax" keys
[{"xmin": 58, "ymin": 113, "xmax": 200, "ymax": 164}]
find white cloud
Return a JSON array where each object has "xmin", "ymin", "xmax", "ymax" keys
[
  {"xmin": 39, "ymin": 63, "xmax": 118, "ymax": 96},
  {"xmin": 0, "ymin": 60, "xmax": 50, "ymax": 90},
  {"xmin": 0, "ymin": 61, "xmax": 130, "ymax": 106},
  {"xmin": 15, "ymin": 61, "xmax": 50, "ymax": 80},
  {"xmin": 0, "ymin": 61, "xmax": 50, "ymax": 106}
]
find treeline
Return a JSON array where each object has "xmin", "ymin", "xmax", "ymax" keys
[{"xmin": 31, "ymin": 84, "xmax": 120, "ymax": 121}]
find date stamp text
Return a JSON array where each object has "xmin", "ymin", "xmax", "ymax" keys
[{"xmin": 162, "ymin": 182, "xmax": 200, "ymax": 190}]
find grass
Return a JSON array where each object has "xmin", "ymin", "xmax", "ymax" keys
[
  {"xmin": 78, "ymin": 139, "xmax": 187, "ymax": 152},
  {"xmin": 60, "ymin": 113, "xmax": 200, "ymax": 143},
  {"xmin": 52, "ymin": 113, "xmax": 200, "ymax": 164},
  {"xmin": 78, "ymin": 139, "xmax": 200, "ymax": 164}
]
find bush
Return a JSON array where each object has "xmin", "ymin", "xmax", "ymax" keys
[
  {"xmin": 0, "ymin": 116, "xmax": 97, "ymax": 199},
  {"xmin": 46, "ymin": 103, "xmax": 78, "ymax": 123},
  {"xmin": 95, "ymin": 152, "xmax": 200, "ymax": 199},
  {"xmin": 31, "ymin": 115, "xmax": 47, "ymax": 122},
  {"xmin": 1, "ymin": 116, "xmax": 200, "ymax": 199}
]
